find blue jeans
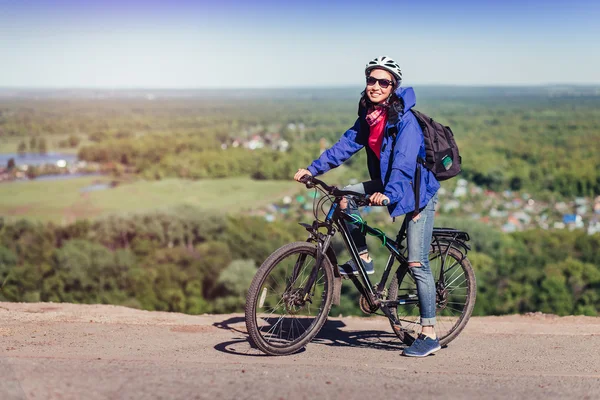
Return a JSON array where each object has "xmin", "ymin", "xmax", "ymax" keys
[
  {"xmin": 342, "ymin": 180, "xmax": 438, "ymax": 327},
  {"xmin": 406, "ymin": 192, "xmax": 438, "ymax": 326}
]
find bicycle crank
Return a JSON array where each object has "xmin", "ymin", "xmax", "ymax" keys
[{"xmin": 359, "ymin": 294, "xmax": 379, "ymax": 314}]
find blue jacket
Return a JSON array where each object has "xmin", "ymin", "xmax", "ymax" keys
[{"xmin": 307, "ymin": 86, "xmax": 440, "ymax": 218}]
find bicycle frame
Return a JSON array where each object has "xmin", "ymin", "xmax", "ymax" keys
[
  {"xmin": 295, "ymin": 176, "xmax": 471, "ymax": 333},
  {"xmin": 300, "ymin": 199, "xmax": 472, "ymax": 327},
  {"xmin": 300, "ymin": 196, "xmax": 413, "ymax": 328}
]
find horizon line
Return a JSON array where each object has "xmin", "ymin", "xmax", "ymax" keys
[{"xmin": 1, "ymin": 83, "xmax": 600, "ymax": 91}]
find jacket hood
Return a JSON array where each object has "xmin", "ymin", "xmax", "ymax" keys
[{"xmin": 394, "ymin": 86, "xmax": 416, "ymax": 113}]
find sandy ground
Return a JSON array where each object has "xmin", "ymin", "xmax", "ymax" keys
[{"xmin": 1, "ymin": 302, "xmax": 599, "ymax": 400}]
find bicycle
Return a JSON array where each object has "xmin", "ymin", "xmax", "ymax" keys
[{"xmin": 245, "ymin": 176, "xmax": 476, "ymax": 356}]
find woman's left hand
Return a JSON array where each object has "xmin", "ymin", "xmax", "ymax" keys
[{"xmin": 369, "ymin": 192, "xmax": 390, "ymax": 206}]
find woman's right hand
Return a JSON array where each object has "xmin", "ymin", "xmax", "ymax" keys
[{"xmin": 294, "ymin": 168, "xmax": 312, "ymax": 182}]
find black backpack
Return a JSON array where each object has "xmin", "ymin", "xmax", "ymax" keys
[{"xmin": 411, "ymin": 109, "xmax": 462, "ymax": 181}]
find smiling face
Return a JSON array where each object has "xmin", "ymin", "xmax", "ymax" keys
[{"xmin": 366, "ymin": 68, "xmax": 394, "ymax": 104}]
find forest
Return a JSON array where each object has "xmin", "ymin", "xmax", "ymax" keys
[
  {"xmin": 1, "ymin": 85, "xmax": 599, "ymax": 316},
  {"xmin": 0, "ymin": 209, "xmax": 599, "ymax": 316}
]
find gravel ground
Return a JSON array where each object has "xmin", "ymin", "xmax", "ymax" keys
[{"xmin": 1, "ymin": 302, "xmax": 599, "ymax": 399}]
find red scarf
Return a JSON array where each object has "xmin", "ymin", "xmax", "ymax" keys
[{"xmin": 366, "ymin": 106, "xmax": 388, "ymax": 159}]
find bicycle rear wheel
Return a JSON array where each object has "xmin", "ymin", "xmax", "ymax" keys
[
  {"xmin": 245, "ymin": 242, "xmax": 334, "ymax": 356},
  {"xmin": 388, "ymin": 246, "xmax": 476, "ymax": 347}
]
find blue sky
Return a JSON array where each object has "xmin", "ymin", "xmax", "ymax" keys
[{"xmin": 0, "ymin": 0, "xmax": 598, "ymax": 88}]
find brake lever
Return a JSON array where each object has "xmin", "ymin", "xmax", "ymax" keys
[{"xmin": 299, "ymin": 175, "xmax": 314, "ymax": 188}]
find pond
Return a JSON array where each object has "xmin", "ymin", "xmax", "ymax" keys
[
  {"xmin": 34, "ymin": 173, "xmax": 102, "ymax": 182},
  {"xmin": 0, "ymin": 152, "xmax": 78, "ymax": 167},
  {"xmin": 1, "ymin": 153, "xmax": 105, "ymax": 183}
]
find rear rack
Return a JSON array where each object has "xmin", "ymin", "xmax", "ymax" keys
[
  {"xmin": 431, "ymin": 227, "xmax": 471, "ymax": 256},
  {"xmin": 432, "ymin": 227, "xmax": 470, "ymax": 242}
]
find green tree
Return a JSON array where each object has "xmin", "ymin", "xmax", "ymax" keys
[
  {"xmin": 0, "ymin": 245, "xmax": 18, "ymax": 301},
  {"xmin": 68, "ymin": 135, "xmax": 81, "ymax": 147},
  {"xmin": 215, "ymin": 259, "xmax": 257, "ymax": 297},
  {"xmin": 211, "ymin": 259, "xmax": 257, "ymax": 313},
  {"xmin": 37, "ymin": 137, "xmax": 48, "ymax": 154},
  {"xmin": 17, "ymin": 140, "xmax": 27, "ymax": 155},
  {"xmin": 52, "ymin": 239, "xmax": 125, "ymax": 303}
]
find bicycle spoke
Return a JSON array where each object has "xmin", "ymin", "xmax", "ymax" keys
[
  {"xmin": 293, "ymin": 314, "xmax": 308, "ymax": 334},
  {"xmin": 444, "ymin": 262, "xmax": 462, "ymax": 282},
  {"xmin": 437, "ymin": 318, "xmax": 449, "ymax": 336},
  {"xmin": 444, "ymin": 305, "xmax": 465, "ymax": 314},
  {"xmin": 396, "ymin": 316, "xmax": 419, "ymax": 325},
  {"xmin": 249, "ymin": 245, "xmax": 333, "ymax": 351},
  {"xmin": 389, "ymin": 246, "xmax": 475, "ymax": 346},
  {"xmin": 446, "ymin": 272, "xmax": 466, "ymax": 288},
  {"xmin": 260, "ymin": 296, "xmax": 285, "ymax": 318},
  {"xmin": 287, "ymin": 317, "xmax": 295, "ymax": 342},
  {"xmin": 296, "ymin": 263, "xmax": 317, "ymax": 289},
  {"xmin": 264, "ymin": 314, "xmax": 285, "ymax": 338},
  {"xmin": 447, "ymin": 280, "xmax": 468, "ymax": 294},
  {"xmin": 293, "ymin": 258, "xmax": 314, "ymax": 287}
]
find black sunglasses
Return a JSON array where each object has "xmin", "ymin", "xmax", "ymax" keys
[{"xmin": 366, "ymin": 76, "xmax": 394, "ymax": 89}]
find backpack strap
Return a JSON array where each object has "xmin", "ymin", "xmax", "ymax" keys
[
  {"xmin": 388, "ymin": 125, "xmax": 398, "ymax": 141},
  {"xmin": 413, "ymin": 162, "xmax": 421, "ymax": 217}
]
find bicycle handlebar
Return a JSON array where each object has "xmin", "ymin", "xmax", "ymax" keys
[{"xmin": 299, "ymin": 175, "xmax": 389, "ymax": 206}]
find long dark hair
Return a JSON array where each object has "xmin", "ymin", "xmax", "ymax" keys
[{"xmin": 358, "ymin": 80, "xmax": 404, "ymax": 125}]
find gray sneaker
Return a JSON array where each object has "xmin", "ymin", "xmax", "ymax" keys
[{"xmin": 339, "ymin": 258, "xmax": 375, "ymax": 276}]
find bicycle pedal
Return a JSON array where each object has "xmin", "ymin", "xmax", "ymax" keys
[{"xmin": 339, "ymin": 272, "xmax": 359, "ymax": 281}]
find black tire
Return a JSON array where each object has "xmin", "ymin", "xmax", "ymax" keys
[
  {"xmin": 245, "ymin": 242, "xmax": 334, "ymax": 356},
  {"xmin": 388, "ymin": 246, "xmax": 476, "ymax": 347}
]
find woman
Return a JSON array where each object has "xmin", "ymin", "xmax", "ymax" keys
[{"xmin": 293, "ymin": 56, "xmax": 441, "ymax": 357}]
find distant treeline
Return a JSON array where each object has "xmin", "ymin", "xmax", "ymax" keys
[
  {"xmin": 77, "ymin": 136, "xmax": 318, "ymax": 181},
  {"xmin": 1, "ymin": 210, "xmax": 598, "ymax": 316},
  {"xmin": 2, "ymin": 91, "xmax": 599, "ymax": 197},
  {"xmin": 0, "ymin": 209, "xmax": 303, "ymax": 313}
]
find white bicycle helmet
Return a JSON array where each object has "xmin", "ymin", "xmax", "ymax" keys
[{"xmin": 365, "ymin": 56, "xmax": 402, "ymax": 82}]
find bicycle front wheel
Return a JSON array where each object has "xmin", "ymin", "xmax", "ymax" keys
[
  {"xmin": 245, "ymin": 242, "xmax": 334, "ymax": 356},
  {"xmin": 388, "ymin": 246, "xmax": 476, "ymax": 347}
]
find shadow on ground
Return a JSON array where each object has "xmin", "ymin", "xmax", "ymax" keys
[{"xmin": 212, "ymin": 316, "xmax": 404, "ymax": 357}]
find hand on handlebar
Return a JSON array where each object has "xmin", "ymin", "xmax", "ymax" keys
[
  {"xmin": 294, "ymin": 168, "xmax": 312, "ymax": 182},
  {"xmin": 292, "ymin": 174, "xmax": 388, "ymax": 206},
  {"xmin": 369, "ymin": 192, "xmax": 390, "ymax": 206}
]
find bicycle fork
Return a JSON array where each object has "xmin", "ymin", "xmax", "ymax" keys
[{"xmin": 299, "ymin": 234, "xmax": 333, "ymax": 302}]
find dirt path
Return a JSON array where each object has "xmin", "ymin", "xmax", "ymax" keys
[{"xmin": 1, "ymin": 302, "xmax": 599, "ymax": 399}]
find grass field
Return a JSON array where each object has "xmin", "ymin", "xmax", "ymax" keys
[{"xmin": 0, "ymin": 176, "xmax": 299, "ymax": 224}]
